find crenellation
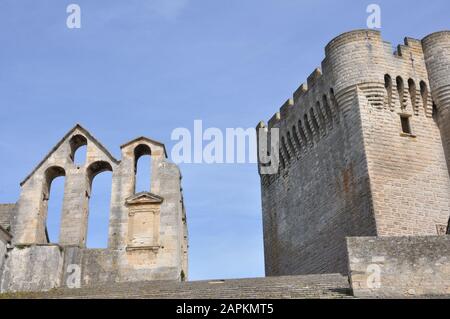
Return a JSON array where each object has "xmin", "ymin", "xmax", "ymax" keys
[
  {"xmin": 293, "ymin": 83, "xmax": 308, "ymax": 104},
  {"xmin": 267, "ymin": 112, "xmax": 281, "ymax": 129},
  {"xmin": 306, "ymin": 68, "xmax": 322, "ymax": 89},
  {"xmin": 279, "ymin": 98, "xmax": 294, "ymax": 119}
]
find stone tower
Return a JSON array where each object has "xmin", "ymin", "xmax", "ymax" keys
[
  {"xmin": 423, "ymin": 32, "xmax": 450, "ymax": 177},
  {"xmin": 0, "ymin": 125, "xmax": 188, "ymax": 292},
  {"xmin": 257, "ymin": 30, "xmax": 450, "ymax": 276}
]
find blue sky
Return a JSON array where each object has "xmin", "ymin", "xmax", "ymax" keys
[{"xmin": 0, "ymin": 0, "xmax": 448, "ymax": 280}]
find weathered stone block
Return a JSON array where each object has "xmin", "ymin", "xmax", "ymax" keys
[
  {"xmin": 0, "ymin": 245, "xmax": 64, "ymax": 293},
  {"xmin": 347, "ymin": 236, "xmax": 450, "ymax": 298}
]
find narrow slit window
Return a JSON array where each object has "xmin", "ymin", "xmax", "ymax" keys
[{"xmin": 401, "ymin": 116, "xmax": 412, "ymax": 135}]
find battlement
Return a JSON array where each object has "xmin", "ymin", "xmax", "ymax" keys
[{"xmin": 258, "ymin": 29, "xmax": 450, "ymax": 172}]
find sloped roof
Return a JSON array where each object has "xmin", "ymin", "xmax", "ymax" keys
[
  {"xmin": 120, "ymin": 136, "xmax": 168, "ymax": 158},
  {"xmin": 125, "ymin": 192, "xmax": 164, "ymax": 205},
  {"xmin": 20, "ymin": 124, "xmax": 119, "ymax": 186}
]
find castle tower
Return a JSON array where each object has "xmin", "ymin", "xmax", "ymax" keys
[
  {"xmin": 258, "ymin": 30, "xmax": 450, "ymax": 276},
  {"xmin": 422, "ymin": 32, "xmax": 450, "ymax": 177}
]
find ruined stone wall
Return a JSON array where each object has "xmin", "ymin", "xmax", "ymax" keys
[
  {"xmin": 258, "ymin": 30, "xmax": 450, "ymax": 276},
  {"xmin": 0, "ymin": 125, "xmax": 188, "ymax": 293},
  {"xmin": 12, "ymin": 126, "xmax": 119, "ymax": 246},
  {"xmin": 347, "ymin": 236, "xmax": 450, "ymax": 298}
]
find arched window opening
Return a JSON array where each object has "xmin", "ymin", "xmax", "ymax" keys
[
  {"xmin": 408, "ymin": 79, "xmax": 416, "ymax": 111},
  {"xmin": 385, "ymin": 75, "xmax": 393, "ymax": 108},
  {"xmin": 86, "ymin": 161, "xmax": 113, "ymax": 249},
  {"xmin": 420, "ymin": 81, "xmax": 429, "ymax": 111},
  {"xmin": 70, "ymin": 135, "xmax": 88, "ymax": 166},
  {"xmin": 396, "ymin": 76, "xmax": 405, "ymax": 109},
  {"xmin": 43, "ymin": 166, "xmax": 66, "ymax": 244},
  {"xmin": 134, "ymin": 144, "xmax": 152, "ymax": 194}
]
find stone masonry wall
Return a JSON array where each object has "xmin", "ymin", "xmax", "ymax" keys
[
  {"xmin": 259, "ymin": 68, "xmax": 378, "ymax": 276},
  {"xmin": 258, "ymin": 30, "xmax": 450, "ymax": 276},
  {"xmin": 0, "ymin": 204, "xmax": 15, "ymax": 232},
  {"xmin": 0, "ymin": 245, "xmax": 64, "ymax": 293},
  {"xmin": 347, "ymin": 236, "xmax": 450, "ymax": 298},
  {"xmin": 355, "ymin": 34, "xmax": 450, "ymax": 235}
]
